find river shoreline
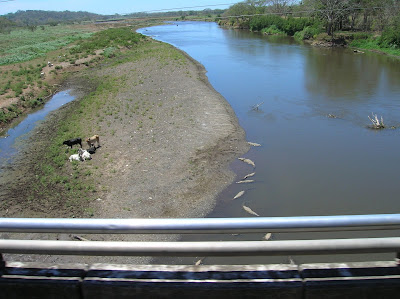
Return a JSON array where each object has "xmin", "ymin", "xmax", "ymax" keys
[{"xmin": 0, "ymin": 35, "xmax": 249, "ymax": 264}]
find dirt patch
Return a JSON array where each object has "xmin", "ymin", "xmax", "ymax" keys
[
  {"xmin": 0, "ymin": 48, "xmax": 103, "ymax": 134},
  {"xmin": 0, "ymin": 39, "xmax": 249, "ymax": 264}
]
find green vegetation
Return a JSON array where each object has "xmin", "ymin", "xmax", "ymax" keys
[
  {"xmin": 219, "ymin": 0, "xmax": 400, "ymax": 56},
  {"xmin": 103, "ymin": 47, "xmax": 117, "ymax": 58},
  {"xmin": 2, "ymin": 10, "xmax": 104, "ymax": 26},
  {"xmin": 294, "ymin": 26, "xmax": 323, "ymax": 41},
  {"xmin": 346, "ymin": 14, "xmax": 400, "ymax": 56},
  {"xmin": 19, "ymin": 29, "xmax": 160, "ymax": 215},
  {"xmin": 69, "ymin": 27, "xmax": 144, "ymax": 55},
  {"xmin": 250, "ymin": 15, "xmax": 319, "ymax": 36},
  {"xmin": 261, "ymin": 25, "xmax": 286, "ymax": 36},
  {"xmin": 0, "ymin": 25, "xmax": 146, "ymax": 129},
  {"xmin": 29, "ymin": 77, "xmax": 115, "ymax": 215},
  {"xmin": 0, "ymin": 104, "xmax": 21, "ymax": 123},
  {"xmin": 350, "ymin": 36, "xmax": 400, "ymax": 57},
  {"xmin": 0, "ymin": 25, "xmax": 93, "ymax": 65},
  {"xmin": 0, "ymin": 3, "xmax": 398, "ymax": 214},
  {"xmin": 1, "ymin": 8, "xmax": 226, "ymax": 32},
  {"xmin": 378, "ymin": 16, "xmax": 400, "ymax": 48}
]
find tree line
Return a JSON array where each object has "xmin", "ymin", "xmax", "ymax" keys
[
  {"xmin": 0, "ymin": 8, "xmax": 227, "ymax": 33},
  {"xmin": 219, "ymin": 0, "xmax": 400, "ymax": 47},
  {"xmin": 1, "ymin": 10, "xmax": 106, "ymax": 27}
]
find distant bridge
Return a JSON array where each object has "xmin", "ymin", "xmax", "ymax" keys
[{"xmin": 1, "ymin": 214, "xmax": 400, "ymax": 298}]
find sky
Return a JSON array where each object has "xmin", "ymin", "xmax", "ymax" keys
[{"xmin": 0, "ymin": 0, "xmax": 240, "ymax": 16}]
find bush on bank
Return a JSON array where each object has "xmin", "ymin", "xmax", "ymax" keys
[
  {"xmin": 69, "ymin": 27, "xmax": 145, "ymax": 55},
  {"xmin": 226, "ymin": 13, "xmax": 399, "ymax": 56},
  {"xmin": 348, "ymin": 21, "xmax": 400, "ymax": 57},
  {"xmin": 261, "ymin": 25, "xmax": 286, "ymax": 36},
  {"xmin": 249, "ymin": 15, "xmax": 319, "ymax": 37},
  {"xmin": 378, "ymin": 16, "xmax": 400, "ymax": 49},
  {"xmin": 294, "ymin": 25, "xmax": 323, "ymax": 41}
]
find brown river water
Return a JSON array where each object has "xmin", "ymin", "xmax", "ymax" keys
[{"xmin": 139, "ymin": 21, "xmax": 400, "ymax": 265}]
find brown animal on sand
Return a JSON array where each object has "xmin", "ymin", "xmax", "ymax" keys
[{"xmin": 86, "ymin": 135, "xmax": 100, "ymax": 148}]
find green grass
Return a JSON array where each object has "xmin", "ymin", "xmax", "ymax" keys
[
  {"xmin": 31, "ymin": 74, "xmax": 121, "ymax": 214},
  {"xmin": 0, "ymin": 25, "xmax": 94, "ymax": 65},
  {"xmin": 3, "ymin": 30, "xmax": 195, "ymax": 216},
  {"xmin": 69, "ymin": 27, "xmax": 145, "ymax": 56},
  {"xmin": 350, "ymin": 38, "xmax": 400, "ymax": 57},
  {"xmin": 0, "ymin": 105, "xmax": 21, "ymax": 122},
  {"xmin": 261, "ymin": 25, "xmax": 287, "ymax": 36},
  {"xmin": 0, "ymin": 26, "xmax": 146, "ymax": 127}
]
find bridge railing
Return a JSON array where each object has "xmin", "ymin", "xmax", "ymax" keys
[{"xmin": 1, "ymin": 214, "xmax": 400, "ymax": 257}]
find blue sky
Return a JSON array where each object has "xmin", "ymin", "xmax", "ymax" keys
[{"xmin": 0, "ymin": 0, "xmax": 239, "ymax": 15}]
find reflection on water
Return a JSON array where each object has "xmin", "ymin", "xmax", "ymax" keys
[
  {"xmin": 0, "ymin": 90, "xmax": 74, "ymax": 171},
  {"xmin": 141, "ymin": 22, "xmax": 400, "ymax": 264},
  {"xmin": 304, "ymin": 47, "xmax": 400, "ymax": 127}
]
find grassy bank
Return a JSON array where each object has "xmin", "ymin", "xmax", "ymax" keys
[
  {"xmin": 350, "ymin": 37, "xmax": 400, "ymax": 57},
  {"xmin": 218, "ymin": 14, "xmax": 400, "ymax": 58},
  {"xmin": 0, "ymin": 25, "xmax": 94, "ymax": 129},
  {"xmin": 0, "ymin": 30, "xmax": 196, "ymax": 217},
  {"xmin": 0, "ymin": 25, "xmax": 94, "ymax": 65},
  {"xmin": 0, "ymin": 24, "xmax": 144, "ymax": 131}
]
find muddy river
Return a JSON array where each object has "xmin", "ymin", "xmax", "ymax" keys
[{"xmin": 139, "ymin": 21, "xmax": 400, "ymax": 264}]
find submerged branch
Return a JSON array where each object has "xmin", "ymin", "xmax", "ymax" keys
[{"xmin": 368, "ymin": 113, "xmax": 385, "ymax": 129}]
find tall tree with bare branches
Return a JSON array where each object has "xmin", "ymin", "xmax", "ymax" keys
[{"xmin": 303, "ymin": 0, "xmax": 350, "ymax": 35}]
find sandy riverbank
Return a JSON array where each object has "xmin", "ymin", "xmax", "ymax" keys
[{"xmin": 0, "ymin": 37, "xmax": 249, "ymax": 264}]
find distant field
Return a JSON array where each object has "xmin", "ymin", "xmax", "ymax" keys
[
  {"xmin": 0, "ymin": 24, "xmax": 146, "ymax": 128},
  {"xmin": 0, "ymin": 25, "xmax": 94, "ymax": 65}
]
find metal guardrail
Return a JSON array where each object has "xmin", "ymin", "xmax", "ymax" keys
[
  {"xmin": 1, "ymin": 238, "xmax": 400, "ymax": 257},
  {"xmin": 2, "ymin": 214, "xmax": 400, "ymax": 233},
  {"xmin": 1, "ymin": 214, "xmax": 400, "ymax": 257}
]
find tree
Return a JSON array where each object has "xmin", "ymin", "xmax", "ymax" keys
[
  {"xmin": 223, "ymin": 0, "xmax": 270, "ymax": 17},
  {"xmin": 348, "ymin": 0, "xmax": 362, "ymax": 30},
  {"xmin": 0, "ymin": 17, "xmax": 16, "ymax": 34},
  {"xmin": 266, "ymin": 0, "xmax": 295, "ymax": 15},
  {"xmin": 303, "ymin": 0, "xmax": 350, "ymax": 35},
  {"xmin": 28, "ymin": 25, "xmax": 37, "ymax": 32}
]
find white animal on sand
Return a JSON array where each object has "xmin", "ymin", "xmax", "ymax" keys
[
  {"xmin": 78, "ymin": 148, "xmax": 92, "ymax": 161},
  {"xmin": 69, "ymin": 153, "xmax": 82, "ymax": 162}
]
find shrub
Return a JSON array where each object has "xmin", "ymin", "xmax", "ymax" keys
[
  {"xmin": 103, "ymin": 47, "xmax": 117, "ymax": 58},
  {"xmin": 294, "ymin": 26, "xmax": 322, "ymax": 40},
  {"xmin": 8, "ymin": 104, "xmax": 20, "ymax": 113},
  {"xmin": 314, "ymin": 32, "xmax": 332, "ymax": 42},
  {"xmin": 70, "ymin": 27, "xmax": 144, "ymax": 55},
  {"xmin": 0, "ymin": 104, "xmax": 21, "ymax": 123},
  {"xmin": 284, "ymin": 17, "xmax": 314, "ymax": 36},
  {"xmin": 261, "ymin": 25, "xmax": 286, "ymax": 36},
  {"xmin": 379, "ymin": 27, "xmax": 400, "ymax": 48},
  {"xmin": 250, "ymin": 16, "xmax": 319, "ymax": 36},
  {"xmin": 27, "ymin": 99, "xmax": 40, "ymax": 107},
  {"xmin": 378, "ymin": 16, "xmax": 400, "ymax": 48},
  {"xmin": 0, "ymin": 110, "xmax": 6, "ymax": 122},
  {"xmin": 11, "ymin": 81, "xmax": 24, "ymax": 96},
  {"xmin": 351, "ymin": 32, "xmax": 371, "ymax": 40},
  {"xmin": 250, "ymin": 15, "xmax": 284, "ymax": 32}
]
